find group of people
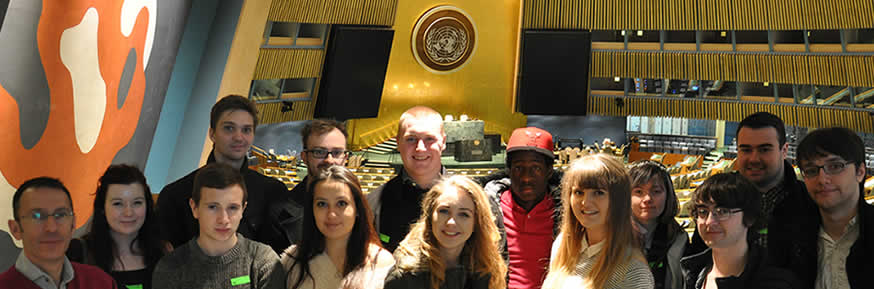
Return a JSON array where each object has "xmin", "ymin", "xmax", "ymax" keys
[{"xmin": 1, "ymin": 94, "xmax": 872, "ymax": 289}]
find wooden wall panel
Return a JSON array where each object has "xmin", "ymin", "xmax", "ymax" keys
[
  {"xmin": 268, "ymin": 0, "xmax": 397, "ymax": 25},
  {"xmin": 253, "ymin": 49, "xmax": 324, "ymax": 80},
  {"xmin": 588, "ymin": 96, "xmax": 874, "ymax": 132},
  {"xmin": 590, "ymin": 51, "xmax": 874, "ymax": 87},
  {"xmin": 256, "ymin": 100, "xmax": 317, "ymax": 124},
  {"xmin": 524, "ymin": 0, "xmax": 874, "ymax": 30}
]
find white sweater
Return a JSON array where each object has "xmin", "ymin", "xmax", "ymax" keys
[{"xmin": 281, "ymin": 244, "xmax": 395, "ymax": 289}]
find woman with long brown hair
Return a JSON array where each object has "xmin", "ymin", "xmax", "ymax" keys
[
  {"xmin": 384, "ymin": 175, "xmax": 506, "ymax": 289},
  {"xmin": 542, "ymin": 154, "xmax": 654, "ymax": 289},
  {"xmin": 67, "ymin": 164, "xmax": 170, "ymax": 289},
  {"xmin": 281, "ymin": 165, "xmax": 394, "ymax": 289}
]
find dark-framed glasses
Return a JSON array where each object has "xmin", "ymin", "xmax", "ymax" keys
[
  {"xmin": 305, "ymin": 148, "xmax": 349, "ymax": 159},
  {"xmin": 800, "ymin": 161, "xmax": 852, "ymax": 178},
  {"xmin": 20, "ymin": 209, "xmax": 75, "ymax": 225},
  {"xmin": 692, "ymin": 207, "xmax": 742, "ymax": 221}
]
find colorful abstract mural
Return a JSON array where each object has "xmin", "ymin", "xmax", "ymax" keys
[{"xmin": 0, "ymin": 0, "xmax": 191, "ymax": 232}]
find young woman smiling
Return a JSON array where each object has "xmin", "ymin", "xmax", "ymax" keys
[
  {"xmin": 67, "ymin": 164, "xmax": 170, "ymax": 289},
  {"xmin": 542, "ymin": 154, "xmax": 654, "ymax": 289},
  {"xmin": 281, "ymin": 165, "xmax": 394, "ymax": 289},
  {"xmin": 384, "ymin": 175, "xmax": 506, "ymax": 289}
]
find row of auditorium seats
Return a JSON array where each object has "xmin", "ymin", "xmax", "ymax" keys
[
  {"xmin": 637, "ymin": 135, "xmax": 717, "ymax": 155},
  {"xmin": 257, "ymin": 167, "xmax": 301, "ymax": 189}
]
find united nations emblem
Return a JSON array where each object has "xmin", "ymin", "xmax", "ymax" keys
[{"xmin": 412, "ymin": 6, "xmax": 476, "ymax": 74}]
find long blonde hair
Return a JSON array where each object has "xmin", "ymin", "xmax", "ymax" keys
[
  {"xmin": 393, "ymin": 175, "xmax": 507, "ymax": 289},
  {"xmin": 543, "ymin": 154, "xmax": 643, "ymax": 289}
]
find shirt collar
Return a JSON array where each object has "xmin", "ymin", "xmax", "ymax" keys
[
  {"xmin": 15, "ymin": 251, "xmax": 75, "ymax": 287},
  {"xmin": 400, "ymin": 166, "xmax": 446, "ymax": 189},
  {"xmin": 818, "ymin": 216, "xmax": 859, "ymax": 242},
  {"xmin": 580, "ymin": 234, "xmax": 604, "ymax": 259}
]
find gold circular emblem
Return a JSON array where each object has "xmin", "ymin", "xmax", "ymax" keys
[{"xmin": 412, "ymin": 6, "xmax": 476, "ymax": 74}]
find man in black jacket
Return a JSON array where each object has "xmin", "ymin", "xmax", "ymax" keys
[
  {"xmin": 156, "ymin": 95, "xmax": 289, "ymax": 251},
  {"xmin": 687, "ymin": 112, "xmax": 811, "ymax": 259},
  {"xmin": 781, "ymin": 127, "xmax": 874, "ymax": 289},
  {"xmin": 366, "ymin": 106, "xmax": 447, "ymax": 252},
  {"xmin": 261, "ymin": 119, "xmax": 348, "ymax": 252}
]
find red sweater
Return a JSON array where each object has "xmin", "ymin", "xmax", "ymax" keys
[{"xmin": 0, "ymin": 262, "xmax": 117, "ymax": 289}]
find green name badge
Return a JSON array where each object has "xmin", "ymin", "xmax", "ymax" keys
[
  {"xmin": 379, "ymin": 233, "xmax": 390, "ymax": 243},
  {"xmin": 231, "ymin": 275, "xmax": 251, "ymax": 286},
  {"xmin": 125, "ymin": 285, "xmax": 143, "ymax": 289}
]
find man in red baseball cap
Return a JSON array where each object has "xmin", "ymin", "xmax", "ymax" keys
[{"xmin": 482, "ymin": 127, "xmax": 562, "ymax": 289}]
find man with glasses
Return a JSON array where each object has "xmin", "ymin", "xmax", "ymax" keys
[
  {"xmin": 481, "ymin": 126, "xmax": 561, "ymax": 289},
  {"xmin": 688, "ymin": 112, "xmax": 810, "ymax": 257},
  {"xmin": 157, "ymin": 95, "xmax": 289, "ymax": 251},
  {"xmin": 680, "ymin": 173, "xmax": 798, "ymax": 289},
  {"xmin": 262, "ymin": 119, "xmax": 348, "ymax": 252},
  {"xmin": 2, "ymin": 177, "xmax": 116, "ymax": 288},
  {"xmin": 775, "ymin": 127, "xmax": 874, "ymax": 288}
]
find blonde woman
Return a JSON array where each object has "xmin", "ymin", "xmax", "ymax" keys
[
  {"xmin": 384, "ymin": 175, "xmax": 506, "ymax": 289},
  {"xmin": 542, "ymin": 154, "xmax": 654, "ymax": 289}
]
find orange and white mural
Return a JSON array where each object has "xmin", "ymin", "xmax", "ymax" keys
[{"xmin": 0, "ymin": 0, "xmax": 190, "ymax": 233}]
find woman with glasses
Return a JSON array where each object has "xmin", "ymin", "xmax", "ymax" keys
[
  {"xmin": 680, "ymin": 173, "xmax": 798, "ymax": 289},
  {"xmin": 67, "ymin": 164, "xmax": 170, "ymax": 289},
  {"xmin": 281, "ymin": 165, "xmax": 394, "ymax": 289},
  {"xmin": 384, "ymin": 175, "xmax": 506, "ymax": 289},
  {"xmin": 542, "ymin": 154, "xmax": 654, "ymax": 289},
  {"xmin": 628, "ymin": 160, "xmax": 688, "ymax": 289}
]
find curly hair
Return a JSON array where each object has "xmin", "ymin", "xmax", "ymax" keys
[{"xmin": 393, "ymin": 175, "xmax": 506, "ymax": 289}]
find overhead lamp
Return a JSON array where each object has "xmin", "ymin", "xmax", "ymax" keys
[
  {"xmin": 614, "ymin": 77, "xmax": 621, "ymax": 82},
  {"xmin": 637, "ymin": 30, "xmax": 644, "ymax": 37},
  {"xmin": 621, "ymin": 30, "xmax": 626, "ymax": 36}
]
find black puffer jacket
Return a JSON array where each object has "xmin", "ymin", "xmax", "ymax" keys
[{"xmin": 681, "ymin": 244, "xmax": 801, "ymax": 289}]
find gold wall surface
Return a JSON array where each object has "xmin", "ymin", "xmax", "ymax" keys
[
  {"xmin": 523, "ymin": 0, "xmax": 874, "ymax": 30},
  {"xmin": 347, "ymin": 0, "xmax": 527, "ymax": 150}
]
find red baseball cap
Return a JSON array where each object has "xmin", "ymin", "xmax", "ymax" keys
[{"xmin": 506, "ymin": 127, "xmax": 554, "ymax": 160}]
